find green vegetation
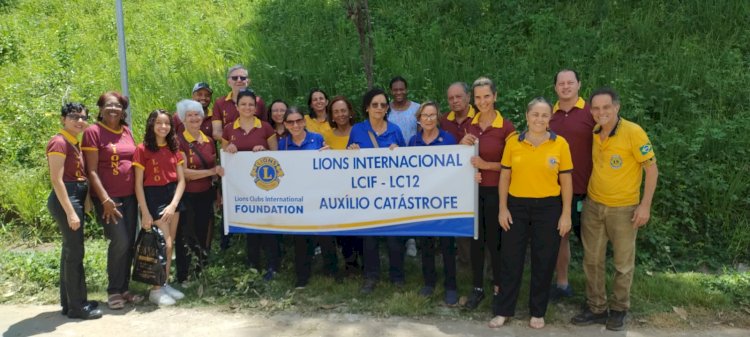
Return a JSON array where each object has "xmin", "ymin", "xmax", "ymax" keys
[{"xmin": 0, "ymin": 0, "xmax": 748, "ymax": 271}]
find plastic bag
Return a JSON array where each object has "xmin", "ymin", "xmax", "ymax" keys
[{"xmin": 132, "ymin": 227, "xmax": 167, "ymax": 286}]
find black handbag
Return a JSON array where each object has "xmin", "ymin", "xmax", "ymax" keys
[{"xmin": 132, "ymin": 227, "xmax": 167, "ymax": 286}]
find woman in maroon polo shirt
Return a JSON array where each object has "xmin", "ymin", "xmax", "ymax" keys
[
  {"xmin": 82, "ymin": 91, "xmax": 142, "ymax": 310},
  {"xmin": 221, "ymin": 89, "xmax": 280, "ymax": 279},
  {"xmin": 459, "ymin": 77, "xmax": 516, "ymax": 310},
  {"xmin": 47, "ymin": 103, "xmax": 102, "ymax": 319},
  {"xmin": 134, "ymin": 109, "xmax": 187, "ymax": 306},
  {"xmin": 175, "ymin": 99, "xmax": 224, "ymax": 285}
]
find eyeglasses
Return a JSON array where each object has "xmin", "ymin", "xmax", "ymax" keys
[
  {"xmin": 420, "ymin": 114, "xmax": 438, "ymax": 121},
  {"xmin": 370, "ymin": 102, "xmax": 388, "ymax": 109},
  {"xmin": 103, "ymin": 102, "xmax": 123, "ymax": 109},
  {"xmin": 66, "ymin": 114, "xmax": 89, "ymax": 121},
  {"xmin": 284, "ymin": 118, "xmax": 305, "ymax": 126},
  {"xmin": 230, "ymin": 76, "xmax": 248, "ymax": 81}
]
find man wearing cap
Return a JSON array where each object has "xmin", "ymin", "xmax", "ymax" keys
[
  {"xmin": 571, "ymin": 87, "xmax": 658, "ymax": 331},
  {"xmin": 174, "ymin": 82, "xmax": 215, "ymax": 139},
  {"xmin": 211, "ymin": 64, "xmax": 266, "ymax": 141},
  {"xmin": 439, "ymin": 81, "xmax": 475, "ymax": 270},
  {"xmin": 548, "ymin": 69, "xmax": 595, "ymax": 300}
]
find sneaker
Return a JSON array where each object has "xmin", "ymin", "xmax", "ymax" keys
[
  {"xmin": 444, "ymin": 289, "xmax": 459, "ymax": 306},
  {"xmin": 550, "ymin": 283, "xmax": 573, "ymax": 301},
  {"xmin": 418, "ymin": 285, "xmax": 434, "ymax": 297},
  {"xmin": 606, "ymin": 310, "xmax": 627, "ymax": 331},
  {"xmin": 163, "ymin": 284, "xmax": 185, "ymax": 300},
  {"xmin": 571, "ymin": 308, "xmax": 608, "ymax": 325},
  {"xmin": 464, "ymin": 288, "xmax": 485, "ymax": 310},
  {"xmin": 149, "ymin": 288, "xmax": 176, "ymax": 306},
  {"xmin": 360, "ymin": 279, "xmax": 377, "ymax": 294},
  {"xmin": 406, "ymin": 238, "xmax": 417, "ymax": 257}
]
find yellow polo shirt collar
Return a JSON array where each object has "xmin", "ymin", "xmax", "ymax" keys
[
  {"xmin": 233, "ymin": 117, "xmax": 262, "ymax": 129},
  {"xmin": 182, "ymin": 130, "xmax": 210, "ymax": 143},
  {"xmin": 471, "ymin": 110, "xmax": 505, "ymax": 128},
  {"xmin": 593, "ymin": 117, "xmax": 622, "ymax": 137},
  {"xmin": 552, "ymin": 97, "xmax": 585, "ymax": 113},
  {"xmin": 446, "ymin": 105, "xmax": 476, "ymax": 121},
  {"xmin": 97, "ymin": 121, "xmax": 123, "ymax": 134},
  {"xmin": 60, "ymin": 129, "xmax": 79, "ymax": 145}
]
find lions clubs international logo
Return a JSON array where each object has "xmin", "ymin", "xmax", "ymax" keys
[{"xmin": 250, "ymin": 157, "xmax": 284, "ymax": 191}]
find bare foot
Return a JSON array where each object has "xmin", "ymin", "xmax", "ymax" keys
[
  {"xmin": 488, "ymin": 315, "xmax": 507, "ymax": 328},
  {"xmin": 529, "ymin": 316, "xmax": 545, "ymax": 329}
]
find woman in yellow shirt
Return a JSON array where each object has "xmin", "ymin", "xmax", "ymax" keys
[
  {"xmin": 322, "ymin": 96, "xmax": 355, "ymax": 149},
  {"xmin": 304, "ymin": 88, "xmax": 332, "ymax": 134},
  {"xmin": 491, "ymin": 97, "xmax": 573, "ymax": 329}
]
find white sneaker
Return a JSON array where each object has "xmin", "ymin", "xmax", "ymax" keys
[
  {"xmin": 163, "ymin": 284, "xmax": 185, "ymax": 300},
  {"xmin": 149, "ymin": 288, "xmax": 176, "ymax": 306},
  {"xmin": 406, "ymin": 238, "xmax": 417, "ymax": 257}
]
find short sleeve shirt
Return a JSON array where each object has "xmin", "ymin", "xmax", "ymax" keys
[
  {"xmin": 439, "ymin": 105, "xmax": 476, "ymax": 142},
  {"xmin": 347, "ymin": 120, "xmax": 406, "ymax": 149},
  {"xmin": 178, "ymin": 130, "xmax": 216, "ymax": 193},
  {"xmin": 81, "ymin": 123, "xmax": 136, "ymax": 197},
  {"xmin": 278, "ymin": 131, "xmax": 325, "ymax": 151},
  {"xmin": 47, "ymin": 130, "xmax": 87, "ymax": 182},
  {"xmin": 588, "ymin": 118, "xmax": 656, "ymax": 207},
  {"xmin": 550, "ymin": 97, "xmax": 595, "ymax": 194},
  {"xmin": 501, "ymin": 132, "xmax": 573, "ymax": 198},
  {"xmin": 222, "ymin": 118, "xmax": 275, "ymax": 151},
  {"xmin": 387, "ymin": 101, "xmax": 420, "ymax": 142},
  {"xmin": 132, "ymin": 144, "xmax": 184, "ymax": 187},
  {"xmin": 466, "ymin": 110, "xmax": 516, "ymax": 187}
]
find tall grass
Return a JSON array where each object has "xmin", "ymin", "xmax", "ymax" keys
[{"xmin": 0, "ymin": 0, "xmax": 748, "ymax": 267}]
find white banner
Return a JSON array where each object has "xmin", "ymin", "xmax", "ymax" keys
[{"xmin": 221, "ymin": 145, "xmax": 477, "ymax": 237}]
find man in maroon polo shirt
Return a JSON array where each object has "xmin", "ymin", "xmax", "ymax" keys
[
  {"xmin": 548, "ymin": 69, "xmax": 595, "ymax": 300},
  {"xmin": 174, "ymin": 82, "xmax": 215, "ymax": 138},
  {"xmin": 439, "ymin": 81, "xmax": 475, "ymax": 270},
  {"xmin": 211, "ymin": 65, "xmax": 266, "ymax": 142}
]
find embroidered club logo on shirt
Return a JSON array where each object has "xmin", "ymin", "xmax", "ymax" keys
[
  {"xmin": 610, "ymin": 154, "xmax": 623, "ymax": 169},
  {"xmin": 640, "ymin": 143, "xmax": 652, "ymax": 155},
  {"xmin": 250, "ymin": 156, "xmax": 284, "ymax": 191},
  {"xmin": 547, "ymin": 156, "xmax": 558, "ymax": 169}
]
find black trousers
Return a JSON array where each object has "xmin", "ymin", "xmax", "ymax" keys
[
  {"xmin": 420, "ymin": 236, "xmax": 457, "ymax": 290},
  {"xmin": 470, "ymin": 186, "xmax": 503, "ymax": 289},
  {"xmin": 94, "ymin": 195, "xmax": 137, "ymax": 295},
  {"xmin": 246, "ymin": 234, "xmax": 281, "ymax": 272},
  {"xmin": 363, "ymin": 236, "xmax": 406, "ymax": 282},
  {"xmin": 294, "ymin": 235, "xmax": 338, "ymax": 283},
  {"xmin": 48, "ymin": 182, "xmax": 89, "ymax": 312},
  {"xmin": 493, "ymin": 195, "xmax": 562, "ymax": 317},
  {"xmin": 176, "ymin": 188, "xmax": 215, "ymax": 282},
  {"xmin": 338, "ymin": 236, "xmax": 363, "ymax": 270}
]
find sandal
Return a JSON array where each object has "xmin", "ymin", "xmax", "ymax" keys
[
  {"xmin": 108, "ymin": 294, "xmax": 126, "ymax": 310},
  {"xmin": 488, "ymin": 315, "xmax": 508, "ymax": 328},
  {"xmin": 529, "ymin": 316, "xmax": 545, "ymax": 329},
  {"xmin": 122, "ymin": 291, "xmax": 144, "ymax": 304}
]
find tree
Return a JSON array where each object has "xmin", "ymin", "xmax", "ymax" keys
[{"xmin": 343, "ymin": 0, "xmax": 375, "ymax": 89}]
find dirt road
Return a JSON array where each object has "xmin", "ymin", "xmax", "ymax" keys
[{"xmin": 1, "ymin": 304, "xmax": 747, "ymax": 337}]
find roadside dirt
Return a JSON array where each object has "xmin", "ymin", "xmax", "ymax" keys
[{"xmin": 1, "ymin": 304, "xmax": 748, "ymax": 337}]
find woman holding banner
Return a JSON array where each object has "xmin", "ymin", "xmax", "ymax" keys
[
  {"xmin": 347, "ymin": 88, "xmax": 406, "ymax": 294},
  {"xmin": 408, "ymin": 101, "xmax": 459, "ymax": 305},
  {"xmin": 221, "ymin": 89, "xmax": 280, "ymax": 280},
  {"xmin": 323, "ymin": 96, "xmax": 362, "ymax": 276},
  {"xmin": 491, "ymin": 98, "xmax": 572, "ymax": 329},
  {"xmin": 279, "ymin": 107, "xmax": 339, "ymax": 288},
  {"xmin": 459, "ymin": 77, "xmax": 516, "ymax": 310}
]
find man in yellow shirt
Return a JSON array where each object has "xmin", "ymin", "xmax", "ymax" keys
[{"xmin": 571, "ymin": 88, "xmax": 658, "ymax": 331}]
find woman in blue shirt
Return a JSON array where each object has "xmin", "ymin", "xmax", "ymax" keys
[
  {"xmin": 279, "ymin": 107, "xmax": 338, "ymax": 289},
  {"xmin": 348, "ymin": 88, "xmax": 407, "ymax": 294},
  {"xmin": 407, "ymin": 101, "xmax": 459, "ymax": 305}
]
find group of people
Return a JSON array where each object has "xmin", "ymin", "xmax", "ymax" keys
[{"xmin": 46, "ymin": 65, "xmax": 658, "ymax": 332}]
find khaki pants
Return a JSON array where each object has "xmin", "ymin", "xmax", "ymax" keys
[{"xmin": 581, "ymin": 198, "xmax": 638, "ymax": 313}]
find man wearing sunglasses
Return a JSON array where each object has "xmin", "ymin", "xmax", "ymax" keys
[{"xmin": 212, "ymin": 64, "xmax": 267, "ymax": 142}]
